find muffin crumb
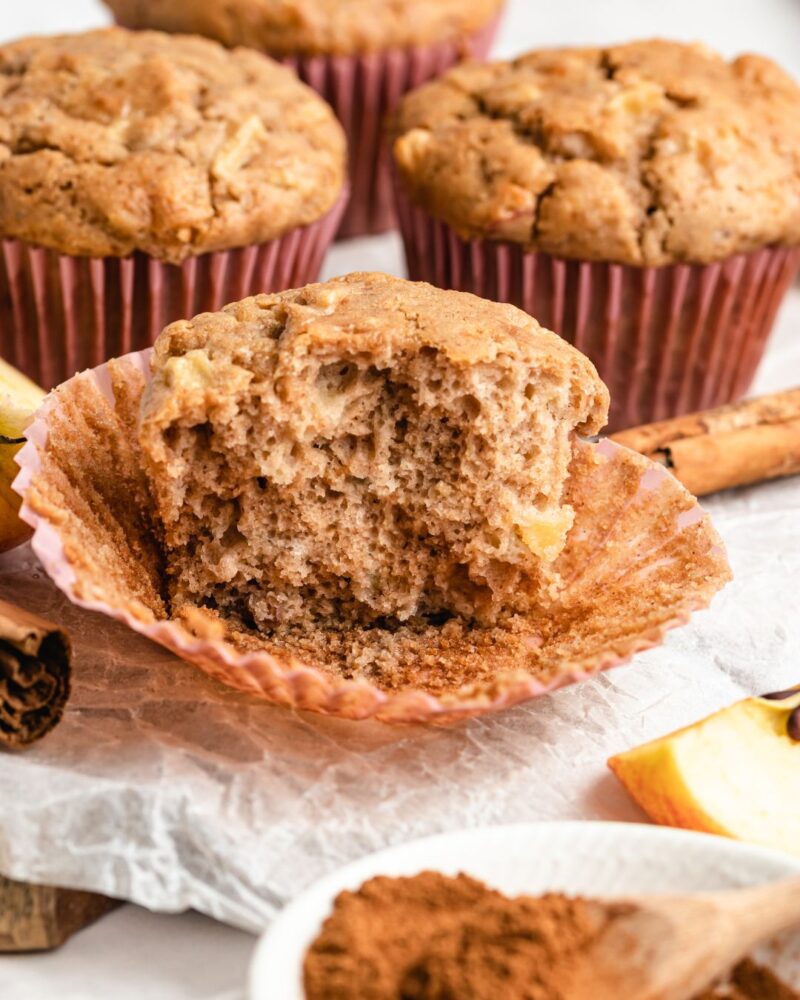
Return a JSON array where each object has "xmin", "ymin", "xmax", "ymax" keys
[{"xmin": 139, "ymin": 273, "xmax": 608, "ymax": 655}]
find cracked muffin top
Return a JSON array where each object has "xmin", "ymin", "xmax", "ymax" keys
[
  {"xmin": 0, "ymin": 29, "xmax": 346, "ymax": 263},
  {"xmin": 391, "ymin": 39, "xmax": 800, "ymax": 266},
  {"xmin": 102, "ymin": 0, "xmax": 504, "ymax": 57}
]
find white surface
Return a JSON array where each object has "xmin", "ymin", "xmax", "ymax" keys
[
  {"xmin": 250, "ymin": 822, "xmax": 800, "ymax": 999},
  {"xmin": 1, "ymin": 0, "xmax": 800, "ymax": 998},
  {"xmin": 1, "ymin": 908, "xmax": 254, "ymax": 1000}
]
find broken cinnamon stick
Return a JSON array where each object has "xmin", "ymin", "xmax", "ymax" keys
[
  {"xmin": 0, "ymin": 600, "xmax": 70, "ymax": 749},
  {"xmin": 611, "ymin": 388, "xmax": 800, "ymax": 497}
]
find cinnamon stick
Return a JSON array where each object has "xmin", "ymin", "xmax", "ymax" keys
[
  {"xmin": 0, "ymin": 600, "xmax": 71, "ymax": 749},
  {"xmin": 611, "ymin": 388, "xmax": 800, "ymax": 497}
]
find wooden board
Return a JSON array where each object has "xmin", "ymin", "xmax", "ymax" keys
[{"xmin": 0, "ymin": 874, "xmax": 119, "ymax": 952}]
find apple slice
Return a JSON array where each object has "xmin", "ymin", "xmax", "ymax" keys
[{"xmin": 609, "ymin": 689, "xmax": 800, "ymax": 858}]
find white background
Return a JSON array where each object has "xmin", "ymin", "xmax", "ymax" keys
[{"xmin": 2, "ymin": 1, "xmax": 800, "ymax": 997}]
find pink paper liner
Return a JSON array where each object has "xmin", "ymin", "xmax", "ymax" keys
[
  {"xmin": 14, "ymin": 349, "xmax": 729, "ymax": 725},
  {"xmin": 394, "ymin": 188, "xmax": 800, "ymax": 432},
  {"xmin": 278, "ymin": 15, "xmax": 502, "ymax": 239},
  {"xmin": 0, "ymin": 191, "xmax": 346, "ymax": 389}
]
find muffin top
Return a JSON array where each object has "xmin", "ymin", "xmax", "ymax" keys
[
  {"xmin": 149, "ymin": 271, "xmax": 608, "ymax": 435},
  {"xmin": 391, "ymin": 39, "xmax": 800, "ymax": 266},
  {"xmin": 142, "ymin": 272, "xmax": 608, "ymax": 638},
  {"xmin": 102, "ymin": 0, "xmax": 504, "ymax": 56},
  {"xmin": 0, "ymin": 29, "xmax": 346, "ymax": 263}
]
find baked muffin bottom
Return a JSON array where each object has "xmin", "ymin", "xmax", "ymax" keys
[{"xmin": 23, "ymin": 352, "xmax": 729, "ymax": 709}]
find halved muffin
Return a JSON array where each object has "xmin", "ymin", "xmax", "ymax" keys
[
  {"xmin": 19, "ymin": 272, "xmax": 729, "ymax": 719},
  {"xmin": 139, "ymin": 273, "xmax": 608, "ymax": 636}
]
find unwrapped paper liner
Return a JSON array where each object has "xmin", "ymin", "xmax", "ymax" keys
[
  {"xmin": 278, "ymin": 15, "xmax": 501, "ymax": 239},
  {"xmin": 0, "ymin": 191, "xmax": 346, "ymax": 389},
  {"xmin": 394, "ymin": 186, "xmax": 800, "ymax": 432},
  {"xmin": 13, "ymin": 351, "xmax": 731, "ymax": 724}
]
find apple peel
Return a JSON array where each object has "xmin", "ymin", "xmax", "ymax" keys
[
  {"xmin": 609, "ymin": 692, "xmax": 800, "ymax": 858},
  {"xmin": 13, "ymin": 351, "xmax": 731, "ymax": 724}
]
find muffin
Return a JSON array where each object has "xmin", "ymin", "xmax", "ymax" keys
[
  {"xmin": 102, "ymin": 0, "xmax": 505, "ymax": 239},
  {"xmin": 17, "ymin": 274, "xmax": 731, "ymax": 721},
  {"xmin": 0, "ymin": 28, "xmax": 346, "ymax": 387},
  {"xmin": 139, "ymin": 272, "xmax": 608, "ymax": 634},
  {"xmin": 391, "ymin": 40, "xmax": 800, "ymax": 431}
]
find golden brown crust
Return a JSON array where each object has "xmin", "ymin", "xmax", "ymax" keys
[
  {"xmin": 150, "ymin": 271, "xmax": 609, "ymax": 434},
  {"xmin": 0, "ymin": 29, "xmax": 346, "ymax": 263},
  {"xmin": 102, "ymin": 0, "xmax": 504, "ymax": 57},
  {"xmin": 391, "ymin": 40, "xmax": 800, "ymax": 266}
]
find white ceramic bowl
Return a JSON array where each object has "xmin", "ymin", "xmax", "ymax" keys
[{"xmin": 249, "ymin": 821, "xmax": 800, "ymax": 999}]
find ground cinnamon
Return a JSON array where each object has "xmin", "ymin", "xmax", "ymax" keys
[
  {"xmin": 695, "ymin": 959, "xmax": 799, "ymax": 1000},
  {"xmin": 303, "ymin": 872, "xmax": 613, "ymax": 1000},
  {"xmin": 302, "ymin": 872, "xmax": 799, "ymax": 1000}
]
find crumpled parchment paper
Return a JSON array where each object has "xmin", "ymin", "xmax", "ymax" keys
[{"xmin": 0, "ymin": 461, "xmax": 798, "ymax": 933}]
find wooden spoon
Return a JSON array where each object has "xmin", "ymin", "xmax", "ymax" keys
[{"xmin": 569, "ymin": 876, "xmax": 800, "ymax": 1000}]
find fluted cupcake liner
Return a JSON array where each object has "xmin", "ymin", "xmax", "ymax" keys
[
  {"xmin": 0, "ymin": 192, "xmax": 346, "ymax": 389},
  {"xmin": 395, "ymin": 190, "xmax": 800, "ymax": 431},
  {"xmin": 278, "ymin": 14, "xmax": 502, "ymax": 239},
  {"xmin": 13, "ymin": 350, "xmax": 730, "ymax": 725}
]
